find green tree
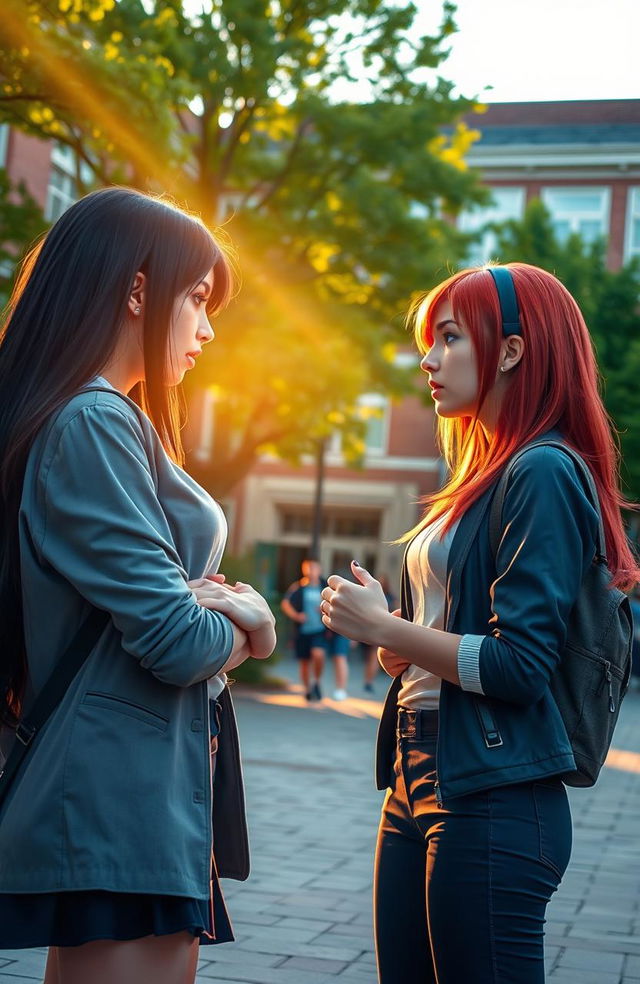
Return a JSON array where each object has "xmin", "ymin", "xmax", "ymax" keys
[
  {"xmin": 0, "ymin": 169, "xmax": 47, "ymax": 301},
  {"xmin": 1, "ymin": 0, "xmax": 487, "ymax": 495},
  {"xmin": 493, "ymin": 198, "xmax": 640, "ymax": 504}
]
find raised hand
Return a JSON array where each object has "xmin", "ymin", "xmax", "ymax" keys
[{"xmin": 319, "ymin": 561, "xmax": 391, "ymax": 646}]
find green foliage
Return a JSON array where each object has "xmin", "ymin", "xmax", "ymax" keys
[
  {"xmin": 0, "ymin": 168, "xmax": 47, "ymax": 301},
  {"xmin": 0, "ymin": 0, "xmax": 487, "ymax": 494},
  {"xmin": 493, "ymin": 198, "xmax": 640, "ymax": 503},
  {"xmin": 217, "ymin": 551, "xmax": 285, "ymax": 687},
  {"xmin": 227, "ymin": 655, "xmax": 285, "ymax": 688}
]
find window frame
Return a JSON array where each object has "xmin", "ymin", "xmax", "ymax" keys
[
  {"xmin": 540, "ymin": 185, "xmax": 611, "ymax": 245},
  {"xmin": 0, "ymin": 125, "xmax": 9, "ymax": 169},
  {"xmin": 457, "ymin": 186, "xmax": 526, "ymax": 265},
  {"xmin": 624, "ymin": 187, "xmax": 640, "ymax": 263}
]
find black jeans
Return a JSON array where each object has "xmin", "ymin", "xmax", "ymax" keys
[{"xmin": 374, "ymin": 709, "xmax": 572, "ymax": 984}]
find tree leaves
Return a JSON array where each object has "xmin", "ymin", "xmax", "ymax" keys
[
  {"xmin": 494, "ymin": 198, "xmax": 640, "ymax": 506},
  {"xmin": 1, "ymin": 0, "xmax": 487, "ymax": 494}
]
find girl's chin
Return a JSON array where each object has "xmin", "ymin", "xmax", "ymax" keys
[
  {"xmin": 434, "ymin": 404, "xmax": 457, "ymax": 418},
  {"xmin": 166, "ymin": 368, "xmax": 186, "ymax": 386},
  {"xmin": 434, "ymin": 400, "xmax": 476, "ymax": 419}
]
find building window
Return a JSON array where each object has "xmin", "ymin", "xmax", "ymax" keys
[
  {"xmin": 45, "ymin": 168, "xmax": 77, "ymax": 223},
  {"xmin": 326, "ymin": 393, "xmax": 389, "ymax": 461},
  {"xmin": 278, "ymin": 506, "xmax": 381, "ymax": 539},
  {"xmin": 193, "ymin": 386, "xmax": 218, "ymax": 462},
  {"xmin": 358, "ymin": 393, "xmax": 388, "ymax": 457},
  {"xmin": 625, "ymin": 188, "xmax": 640, "ymax": 262},
  {"xmin": 0, "ymin": 125, "xmax": 9, "ymax": 169},
  {"xmin": 44, "ymin": 144, "xmax": 93, "ymax": 223},
  {"xmin": 541, "ymin": 187, "xmax": 610, "ymax": 245},
  {"xmin": 457, "ymin": 187, "xmax": 525, "ymax": 264}
]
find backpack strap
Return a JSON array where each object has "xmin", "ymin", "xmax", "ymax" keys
[
  {"xmin": 0, "ymin": 607, "xmax": 109, "ymax": 808},
  {"xmin": 489, "ymin": 440, "xmax": 607, "ymax": 565},
  {"xmin": 0, "ymin": 384, "xmax": 126, "ymax": 808}
]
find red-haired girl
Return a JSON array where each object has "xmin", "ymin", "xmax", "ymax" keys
[{"xmin": 320, "ymin": 263, "xmax": 638, "ymax": 983}]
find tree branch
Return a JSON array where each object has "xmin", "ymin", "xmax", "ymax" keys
[
  {"xmin": 0, "ymin": 92, "xmax": 53, "ymax": 103},
  {"xmin": 290, "ymin": 157, "xmax": 362, "ymax": 248},
  {"xmin": 243, "ymin": 115, "xmax": 313, "ymax": 212},
  {"xmin": 217, "ymin": 99, "xmax": 259, "ymax": 185}
]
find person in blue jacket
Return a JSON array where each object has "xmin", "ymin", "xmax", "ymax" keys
[
  {"xmin": 319, "ymin": 263, "xmax": 638, "ymax": 984},
  {"xmin": 0, "ymin": 188, "xmax": 276, "ymax": 984}
]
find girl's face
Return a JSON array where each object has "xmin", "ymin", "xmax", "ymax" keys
[
  {"xmin": 420, "ymin": 298, "xmax": 480, "ymax": 418},
  {"xmin": 166, "ymin": 267, "xmax": 215, "ymax": 386}
]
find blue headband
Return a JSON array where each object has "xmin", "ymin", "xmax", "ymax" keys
[{"xmin": 488, "ymin": 267, "xmax": 522, "ymax": 337}]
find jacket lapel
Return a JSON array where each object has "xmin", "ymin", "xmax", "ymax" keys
[{"xmin": 445, "ymin": 487, "xmax": 494, "ymax": 630}]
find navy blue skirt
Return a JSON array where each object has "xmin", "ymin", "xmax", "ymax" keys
[
  {"xmin": 0, "ymin": 882, "xmax": 233, "ymax": 948},
  {"xmin": 0, "ymin": 701, "xmax": 234, "ymax": 949}
]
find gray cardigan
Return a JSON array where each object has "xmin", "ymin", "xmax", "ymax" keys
[{"xmin": 0, "ymin": 382, "xmax": 235, "ymax": 898}]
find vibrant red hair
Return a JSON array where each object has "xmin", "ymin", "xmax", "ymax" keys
[{"xmin": 406, "ymin": 263, "xmax": 639, "ymax": 590}]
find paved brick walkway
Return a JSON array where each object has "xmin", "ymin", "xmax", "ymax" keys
[{"xmin": 1, "ymin": 659, "xmax": 639, "ymax": 983}]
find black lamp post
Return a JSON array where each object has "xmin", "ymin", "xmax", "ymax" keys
[{"xmin": 310, "ymin": 436, "xmax": 327, "ymax": 560}]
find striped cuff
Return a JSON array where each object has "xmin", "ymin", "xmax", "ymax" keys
[{"xmin": 457, "ymin": 634, "xmax": 486, "ymax": 694}]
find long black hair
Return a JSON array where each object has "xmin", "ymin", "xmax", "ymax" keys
[{"xmin": 0, "ymin": 187, "xmax": 234, "ymax": 725}]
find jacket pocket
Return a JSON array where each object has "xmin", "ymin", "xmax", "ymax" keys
[
  {"xmin": 532, "ymin": 780, "xmax": 572, "ymax": 880},
  {"xmin": 81, "ymin": 692, "xmax": 169, "ymax": 732}
]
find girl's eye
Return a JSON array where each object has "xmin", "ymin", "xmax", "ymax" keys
[
  {"xmin": 443, "ymin": 332, "xmax": 458, "ymax": 344},
  {"xmin": 193, "ymin": 294, "xmax": 207, "ymax": 306}
]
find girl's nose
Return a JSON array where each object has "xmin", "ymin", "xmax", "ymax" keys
[
  {"xmin": 199, "ymin": 313, "xmax": 214, "ymax": 343},
  {"xmin": 420, "ymin": 350, "xmax": 438, "ymax": 373}
]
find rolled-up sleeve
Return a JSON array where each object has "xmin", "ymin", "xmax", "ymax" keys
[
  {"xmin": 40, "ymin": 403, "xmax": 233, "ymax": 687},
  {"xmin": 457, "ymin": 634, "xmax": 485, "ymax": 694},
  {"xmin": 468, "ymin": 447, "xmax": 599, "ymax": 705}
]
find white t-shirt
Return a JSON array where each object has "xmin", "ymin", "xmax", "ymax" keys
[{"xmin": 397, "ymin": 513, "xmax": 459, "ymax": 711}]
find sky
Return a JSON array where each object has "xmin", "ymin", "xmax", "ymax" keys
[{"xmin": 418, "ymin": 0, "xmax": 640, "ymax": 103}]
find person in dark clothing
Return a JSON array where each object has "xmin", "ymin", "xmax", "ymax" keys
[
  {"xmin": 320, "ymin": 263, "xmax": 638, "ymax": 984},
  {"xmin": 281, "ymin": 559, "xmax": 349, "ymax": 700}
]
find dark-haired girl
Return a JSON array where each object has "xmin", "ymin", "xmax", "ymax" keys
[
  {"xmin": 0, "ymin": 188, "xmax": 276, "ymax": 984},
  {"xmin": 320, "ymin": 263, "xmax": 638, "ymax": 983}
]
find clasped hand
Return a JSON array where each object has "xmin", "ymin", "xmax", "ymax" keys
[{"xmin": 188, "ymin": 575, "xmax": 276, "ymax": 660}]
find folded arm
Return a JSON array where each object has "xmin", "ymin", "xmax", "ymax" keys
[{"xmin": 40, "ymin": 403, "xmax": 237, "ymax": 687}]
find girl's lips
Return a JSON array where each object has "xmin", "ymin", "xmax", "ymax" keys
[{"xmin": 186, "ymin": 354, "xmax": 196, "ymax": 368}]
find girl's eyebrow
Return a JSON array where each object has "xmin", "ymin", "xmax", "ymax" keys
[{"xmin": 434, "ymin": 319, "xmax": 459, "ymax": 333}]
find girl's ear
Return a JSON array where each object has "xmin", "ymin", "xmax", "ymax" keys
[
  {"xmin": 500, "ymin": 333, "xmax": 524, "ymax": 373},
  {"xmin": 128, "ymin": 271, "xmax": 147, "ymax": 317}
]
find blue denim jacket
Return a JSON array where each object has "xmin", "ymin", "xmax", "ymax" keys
[
  {"xmin": 0, "ymin": 386, "xmax": 242, "ymax": 897},
  {"xmin": 375, "ymin": 436, "xmax": 600, "ymax": 803}
]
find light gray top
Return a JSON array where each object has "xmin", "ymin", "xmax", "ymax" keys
[
  {"xmin": 398, "ymin": 513, "xmax": 459, "ymax": 710},
  {"xmin": 0, "ymin": 381, "xmax": 234, "ymax": 897}
]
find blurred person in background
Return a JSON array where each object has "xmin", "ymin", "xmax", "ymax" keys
[
  {"xmin": 281, "ymin": 558, "xmax": 350, "ymax": 700},
  {"xmin": 281, "ymin": 559, "xmax": 328, "ymax": 701}
]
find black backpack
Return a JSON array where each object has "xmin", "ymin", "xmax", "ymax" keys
[{"xmin": 489, "ymin": 440, "xmax": 633, "ymax": 787}]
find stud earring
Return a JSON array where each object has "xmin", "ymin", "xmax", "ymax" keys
[
  {"xmin": 500, "ymin": 365, "xmax": 507, "ymax": 373},
  {"xmin": 134, "ymin": 306, "xmax": 141, "ymax": 315}
]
